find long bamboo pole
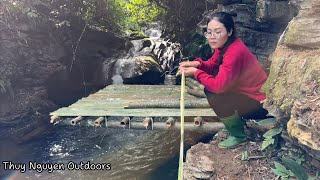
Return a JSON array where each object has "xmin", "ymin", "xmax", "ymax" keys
[
  {"xmin": 178, "ymin": 72, "xmax": 185, "ymax": 180},
  {"xmin": 124, "ymin": 100, "xmax": 209, "ymax": 109}
]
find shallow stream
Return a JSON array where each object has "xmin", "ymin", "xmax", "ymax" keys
[{"xmin": 1, "ymin": 124, "xmax": 213, "ymax": 180}]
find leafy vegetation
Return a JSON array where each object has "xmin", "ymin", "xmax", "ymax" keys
[
  {"xmin": 272, "ymin": 161, "xmax": 295, "ymax": 180},
  {"xmin": 281, "ymin": 157, "xmax": 309, "ymax": 180},
  {"xmin": 115, "ymin": 0, "xmax": 165, "ymax": 35},
  {"xmin": 0, "ymin": 0, "xmax": 165, "ymax": 36},
  {"xmin": 260, "ymin": 127, "xmax": 283, "ymax": 151},
  {"xmin": 272, "ymin": 156, "xmax": 317, "ymax": 180},
  {"xmin": 183, "ymin": 30, "xmax": 212, "ymax": 60}
]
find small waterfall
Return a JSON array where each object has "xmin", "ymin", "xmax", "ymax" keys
[
  {"xmin": 110, "ymin": 23, "xmax": 181, "ymax": 85},
  {"xmin": 111, "ymin": 41, "xmax": 144, "ymax": 85},
  {"xmin": 111, "ymin": 59, "xmax": 124, "ymax": 85}
]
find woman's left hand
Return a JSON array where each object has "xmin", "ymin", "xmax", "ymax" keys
[{"xmin": 179, "ymin": 67, "xmax": 198, "ymax": 77}]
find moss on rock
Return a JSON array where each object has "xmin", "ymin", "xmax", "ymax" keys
[{"xmin": 263, "ymin": 46, "xmax": 320, "ymax": 116}]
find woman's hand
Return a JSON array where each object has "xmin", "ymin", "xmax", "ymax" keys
[
  {"xmin": 179, "ymin": 61, "xmax": 200, "ymax": 68},
  {"xmin": 179, "ymin": 67, "xmax": 198, "ymax": 77}
]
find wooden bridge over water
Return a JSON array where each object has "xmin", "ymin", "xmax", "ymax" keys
[{"xmin": 50, "ymin": 85, "xmax": 224, "ymax": 131}]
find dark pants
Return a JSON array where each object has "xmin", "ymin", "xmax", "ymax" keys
[{"xmin": 204, "ymin": 88, "xmax": 269, "ymax": 119}]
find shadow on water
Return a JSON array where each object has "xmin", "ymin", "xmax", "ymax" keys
[{"xmin": 0, "ymin": 122, "xmax": 215, "ymax": 180}]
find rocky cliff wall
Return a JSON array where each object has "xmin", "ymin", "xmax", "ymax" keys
[
  {"xmin": 0, "ymin": 13, "xmax": 124, "ymax": 141},
  {"xmin": 263, "ymin": 0, "xmax": 320, "ymax": 159}
]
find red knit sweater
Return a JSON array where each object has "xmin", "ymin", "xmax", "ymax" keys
[{"xmin": 194, "ymin": 38, "xmax": 267, "ymax": 102}]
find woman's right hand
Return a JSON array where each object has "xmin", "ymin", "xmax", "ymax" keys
[{"xmin": 179, "ymin": 61, "xmax": 200, "ymax": 68}]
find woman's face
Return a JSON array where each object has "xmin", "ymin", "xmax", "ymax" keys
[{"xmin": 206, "ymin": 19, "xmax": 232, "ymax": 49}]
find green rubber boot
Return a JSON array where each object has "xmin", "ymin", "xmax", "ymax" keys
[{"xmin": 218, "ymin": 111, "xmax": 247, "ymax": 148}]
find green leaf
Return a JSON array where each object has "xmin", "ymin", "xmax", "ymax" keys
[
  {"xmin": 272, "ymin": 168, "xmax": 289, "ymax": 178},
  {"xmin": 295, "ymin": 156, "xmax": 305, "ymax": 165},
  {"xmin": 260, "ymin": 137, "xmax": 275, "ymax": 150},
  {"xmin": 272, "ymin": 162, "xmax": 294, "ymax": 178},
  {"xmin": 255, "ymin": 117, "xmax": 276, "ymax": 126},
  {"xmin": 281, "ymin": 157, "xmax": 308, "ymax": 180},
  {"xmin": 308, "ymin": 176, "xmax": 317, "ymax": 180},
  {"xmin": 274, "ymin": 162, "xmax": 288, "ymax": 172},
  {"xmin": 263, "ymin": 127, "xmax": 283, "ymax": 138}
]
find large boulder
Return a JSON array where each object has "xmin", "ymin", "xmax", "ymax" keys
[
  {"xmin": 117, "ymin": 55, "xmax": 164, "ymax": 84},
  {"xmin": 263, "ymin": 47, "xmax": 320, "ymax": 117},
  {"xmin": 284, "ymin": 0, "xmax": 320, "ymax": 49},
  {"xmin": 263, "ymin": 0, "xmax": 320, "ymax": 160}
]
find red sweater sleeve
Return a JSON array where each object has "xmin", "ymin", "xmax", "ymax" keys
[
  {"xmin": 193, "ymin": 50, "xmax": 220, "ymax": 74},
  {"xmin": 194, "ymin": 49, "xmax": 241, "ymax": 94}
]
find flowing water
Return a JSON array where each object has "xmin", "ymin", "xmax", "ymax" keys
[{"xmin": 0, "ymin": 124, "xmax": 213, "ymax": 180}]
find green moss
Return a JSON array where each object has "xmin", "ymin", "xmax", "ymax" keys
[
  {"xmin": 262, "ymin": 56, "xmax": 282, "ymax": 95},
  {"xmin": 284, "ymin": 21, "xmax": 299, "ymax": 46},
  {"xmin": 280, "ymin": 98, "xmax": 293, "ymax": 112}
]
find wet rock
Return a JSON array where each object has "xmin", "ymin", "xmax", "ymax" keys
[
  {"xmin": 136, "ymin": 39, "xmax": 182, "ymax": 73},
  {"xmin": 118, "ymin": 55, "xmax": 163, "ymax": 84}
]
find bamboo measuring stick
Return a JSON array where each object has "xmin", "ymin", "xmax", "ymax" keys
[{"xmin": 178, "ymin": 72, "xmax": 185, "ymax": 180}]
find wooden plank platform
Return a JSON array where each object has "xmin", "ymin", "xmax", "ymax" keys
[{"xmin": 50, "ymin": 85, "xmax": 216, "ymax": 117}]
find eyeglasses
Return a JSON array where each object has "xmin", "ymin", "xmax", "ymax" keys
[{"xmin": 204, "ymin": 31, "xmax": 222, "ymax": 39}]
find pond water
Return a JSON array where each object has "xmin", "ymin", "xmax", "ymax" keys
[{"xmin": 0, "ymin": 124, "xmax": 213, "ymax": 180}]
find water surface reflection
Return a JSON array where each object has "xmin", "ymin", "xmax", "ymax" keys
[{"xmin": 1, "ymin": 125, "xmax": 213, "ymax": 180}]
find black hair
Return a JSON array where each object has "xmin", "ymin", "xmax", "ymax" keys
[{"xmin": 207, "ymin": 12, "xmax": 237, "ymax": 76}]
